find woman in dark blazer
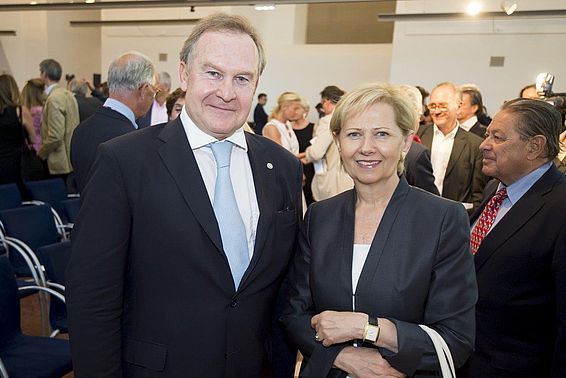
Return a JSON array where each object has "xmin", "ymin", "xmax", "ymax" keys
[{"xmin": 282, "ymin": 83, "xmax": 477, "ymax": 378}]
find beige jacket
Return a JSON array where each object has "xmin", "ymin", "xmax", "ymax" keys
[
  {"xmin": 306, "ymin": 113, "xmax": 353, "ymax": 201},
  {"xmin": 38, "ymin": 85, "xmax": 80, "ymax": 174}
]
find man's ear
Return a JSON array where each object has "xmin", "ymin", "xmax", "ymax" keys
[
  {"xmin": 527, "ymin": 135, "xmax": 547, "ymax": 160},
  {"xmin": 179, "ymin": 61, "xmax": 189, "ymax": 91}
]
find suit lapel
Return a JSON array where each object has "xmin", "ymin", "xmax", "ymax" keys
[
  {"xmin": 419, "ymin": 125, "xmax": 433, "ymax": 149},
  {"xmin": 238, "ymin": 133, "xmax": 279, "ymax": 291},
  {"xmin": 444, "ymin": 127, "xmax": 466, "ymax": 179},
  {"xmin": 157, "ymin": 119, "xmax": 223, "ymax": 253},
  {"xmin": 355, "ymin": 178, "xmax": 411, "ymax": 302},
  {"xmin": 474, "ymin": 166, "xmax": 560, "ymax": 271},
  {"xmin": 337, "ymin": 191, "xmax": 356, "ymax": 308}
]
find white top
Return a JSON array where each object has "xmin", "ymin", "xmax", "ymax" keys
[
  {"xmin": 180, "ymin": 106, "xmax": 259, "ymax": 259},
  {"xmin": 460, "ymin": 116, "xmax": 478, "ymax": 132},
  {"xmin": 431, "ymin": 124, "xmax": 459, "ymax": 195},
  {"xmin": 264, "ymin": 119, "xmax": 300, "ymax": 154},
  {"xmin": 150, "ymin": 100, "xmax": 169, "ymax": 126},
  {"xmin": 352, "ymin": 244, "xmax": 371, "ymax": 309}
]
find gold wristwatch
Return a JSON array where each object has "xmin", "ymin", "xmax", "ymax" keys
[{"xmin": 362, "ymin": 315, "xmax": 380, "ymax": 343}]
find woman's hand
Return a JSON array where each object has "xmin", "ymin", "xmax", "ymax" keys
[
  {"xmin": 311, "ymin": 310, "xmax": 367, "ymax": 346},
  {"xmin": 334, "ymin": 346, "xmax": 406, "ymax": 378}
]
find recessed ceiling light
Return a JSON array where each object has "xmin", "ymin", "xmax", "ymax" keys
[
  {"xmin": 466, "ymin": 2, "xmax": 482, "ymax": 16},
  {"xmin": 85, "ymin": 0, "xmax": 95, "ymax": 3},
  {"xmin": 29, "ymin": 1, "xmax": 37, "ymax": 4},
  {"xmin": 254, "ymin": 4, "xmax": 275, "ymax": 11},
  {"xmin": 500, "ymin": 1, "xmax": 518, "ymax": 15}
]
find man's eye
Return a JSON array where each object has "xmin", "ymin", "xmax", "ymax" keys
[
  {"xmin": 207, "ymin": 71, "xmax": 220, "ymax": 78},
  {"xmin": 235, "ymin": 76, "xmax": 250, "ymax": 84}
]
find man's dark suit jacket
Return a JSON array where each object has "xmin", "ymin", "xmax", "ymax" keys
[
  {"xmin": 74, "ymin": 94, "xmax": 103, "ymax": 123},
  {"xmin": 135, "ymin": 106, "xmax": 152, "ymax": 129},
  {"xmin": 282, "ymin": 178, "xmax": 477, "ymax": 377},
  {"xmin": 467, "ymin": 121, "xmax": 486, "ymax": 139},
  {"xmin": 66, "ymin": 118, "xmax": 303, "ymax": 377},
  {"xmin": 253, "ymin": 103, "xmax": 268, "ymax": 134},
  {"xmin": 418, "ymin": 125, "xmax": 487, "ymax": 211},
  {"xmin": 70, "ymin": 106, "xmax": 136, "ymax": 193},
  {"xmin": 467, "ymin": 164, "xmax": 566, "ymax": 378},
  {"xmin": 404, "ymin": 142, "xmax": 440, "ymax": 195}
]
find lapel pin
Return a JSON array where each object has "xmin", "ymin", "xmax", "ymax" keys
[{"xmin": 266, "ymin": 162, "xmax": 274, "ymax": 170}]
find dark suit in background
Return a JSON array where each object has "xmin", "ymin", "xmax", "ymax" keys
[
  {"xmin": 282, "ymin": 178, "xmax": 477, "ymax": 377},
  {"xmin": 74, "ymin": 94, "xmax": 103, "ymax": 123},
  {"xmin": 467, "ymin": 121, "xmax": 486, "ymax": 139},
  {"xmin": 70, "ymin": 106, "xmax": 136, "ymax": 192},
  {"xmin": 66, "ymin": 119, "xmax": 302, "ymax": 376},
  {"xmin": 404, "ymin": 142, "xmax": 440, "ymax": 195},
  {"xmin": 135, "ymin": 107, "xmax": 151, "ymax": 129},
  {"xmin": 253, "ymin": 103, "xmax": 268, "ymax": 134},
  {"xmin": 467, "ymin": 165, "xmax": 566, "ymax": 378},
  {"xmin": 418, "ymin": 125, "xmax": 487, "ymax": 211}
]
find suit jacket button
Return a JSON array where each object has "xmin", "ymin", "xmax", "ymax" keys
[{"xmin": 230, "ymin": 299, "xmax": 238, "ymax": 308}]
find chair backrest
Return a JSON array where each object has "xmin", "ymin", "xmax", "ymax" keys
[
  {"xmin": 24, "ymin": 179, "xmax": 69, "ymax": 223},
  {"xmin": 0, "ymin": 184, "xmax": 22, "ymax": 211},
  {"xmin": 0, "ymin": 255, "xmax": 22, "ymax": 346},
  {"xmin": 62, "ymin": 198, "xmax": 81, "ymax": 224},
  {"xmin": 36, "ymin": 241, "xmax": 71, "ymax": 286},
  {"xmin": 0, "ymin": 205, "xmax": 60, "ymax": 276}
]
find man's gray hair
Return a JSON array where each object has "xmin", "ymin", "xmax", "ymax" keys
[
  {"xmin": 159, "ymin": 71, "xmax": 172, "ymax": 92},
  {"xmin": 107, "ymin": 52, "xmax": 155, "ymax": 93},
  {"xmin": 68, "ymin": 79, "xmax": 88, "ymax": 96},
  {"xmin": 39, "ymin": 59, "xmax": 62, "ymax": 81}
]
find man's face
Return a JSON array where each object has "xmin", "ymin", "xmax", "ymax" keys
[
  {"xmin": 258, "ymin": 96, "xmax": 267, "ymax": 105},
  {"xmin": 179, "ymin": 30, "xmax": 259, "ymax": 140},
  {"xmin": 479, "ymin": 110, "xmax": 532, "ymax": 185},
  {"xmin": 39, "ymin": 70, "xmax": 48, "ymax": 85},
  {"xmin": 429, "ymin": 85, "xmax": 460, "ymax": 132},
  {"xmin": 321, "ymin": 98, "xmax": 333, "ymax": 115},
  {"xmin": 457, "ymin": 93, "xmax": 478, "ymax": 122}
]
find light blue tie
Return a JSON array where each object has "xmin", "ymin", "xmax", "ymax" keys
[{"xmin": 211, "ymin": 141, "xmax": 250, "ymax": 289}]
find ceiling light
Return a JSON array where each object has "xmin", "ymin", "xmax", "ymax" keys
[
  {"xmin": 29, "ymin": 1, "xmax": 37, "ymax": 4},
  {"xmin": 254, "ymin": 4, "xmax": 275, "ymax": 11},
  {"xmin": 500, "ymin": 1, "xmax": 518, "ymax": 15},
  {"xmin": 85, "ymin": 0, "xmax": 95, "ymax": 3},
  {"xmin": 466, "ymin": 2, "xmax": 481, "ymax": 16}
]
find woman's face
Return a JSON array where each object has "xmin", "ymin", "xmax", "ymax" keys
[
  {"xmin": 335, "ymin": 102, "xmax": 412, "ymax": 187},
  {"xmin": 170, "ymin": 97, "xmax": 185, "ymax": 121},
  {"xmin": 282, "ymin": 101, "xmax": 303, "ymax": 122}
]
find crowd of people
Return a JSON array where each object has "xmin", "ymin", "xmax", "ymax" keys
[{"xmin": 1, "ymin": 11, "xmax": 565, "ymax": 378}]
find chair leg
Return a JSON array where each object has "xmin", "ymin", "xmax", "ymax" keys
[{"xmin": 0, "ymin": 357, "xmax": 9, "ymax": 378}]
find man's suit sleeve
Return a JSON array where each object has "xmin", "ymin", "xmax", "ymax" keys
[
  {"xmin": 552, "ymin": 223, "xmax": 566, "ymax": 377},
  {"xmin": 305, "ymin": 116, "xmax": 333, "ymax": 163},
  {"xmin": 38, "ymin": 95, "xmax": 66, "ymax": 159},
  {"xmin": 281, "ymin": 207, "xmax": 347, "ymax": 377},
  {"xmin": 66, "ymin": 143, "xmax": 131, "ymax": 377},
  {"xmin": 412, "ymin": 147, "xmax": 440, "ymax": 196},
  {"xmin": 383, "ymin": 203, "xmax": 477, "ymax": 375}
]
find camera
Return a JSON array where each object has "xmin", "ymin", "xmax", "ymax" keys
[{"xmin": 535, "ymin": 73, "xmax": 566, "ymax": 111}]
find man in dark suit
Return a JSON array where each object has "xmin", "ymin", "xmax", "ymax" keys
[
  {"xmin": 253, "ymin": 92, "xmax": 268, "ymax": 134},
  {"xmin": 70, "ymin": 52, "xmax": 156, "ymax": 193},
  {"xmin": 404, "ymin": 142, "xmax": 439, "ymax": 195},
  {"xmin": 66, "ymin": 13, "xmax": 302, "ymax": 377},
  {"xmin": 457, "ymin": 86, "xmax": 488, "ymax": 138},
  {"xmin": 68, "ymin": 79, "xmax": 103, "ymax": 123},
  {"xmin": 418, "ymin": 82, "xmax": 487, "ymax": 212},
  {"xmin": 466, "ymin": 99, "xmax": 566, "ymax": 377}
]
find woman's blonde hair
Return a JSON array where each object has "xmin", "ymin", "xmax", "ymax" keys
[
  {"xmin": 269, "ymin": 91, "xmax": 301, "ymax": 120},
  {"xmin": 330, "ymin": 83, "xmax": 416, "ymax": 175},
  {"xmin": 21, "ymin": 78, "xmax": 45, "ymax": 109}
]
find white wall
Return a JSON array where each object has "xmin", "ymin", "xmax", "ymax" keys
[
  {"xmin": 390, "ymin": 0, "xmax": 566, "ymax": 115},
  {"xmin": 0, "ymin": 10, "xmax": 100, "ymax": 89}
]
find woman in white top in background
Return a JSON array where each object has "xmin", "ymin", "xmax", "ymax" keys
[{"xmin": 263, "ymin": 91, "xmax": 303, "ymax": 156}]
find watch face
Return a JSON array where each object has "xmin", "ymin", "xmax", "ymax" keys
[{"xmin": 366, "ymin": 325, "xmax": 379, "ymax": 342}]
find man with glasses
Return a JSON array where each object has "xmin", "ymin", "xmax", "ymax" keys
[
  {"xmin": 417, "ymin": 82, "xmax": 487, "ymax": 212},
  {"xmin": 136, "ymin": 70, "xmax": 172, "ymax": 128},
  {"xmin": 70, "ymin": 51, "xmax": 156, "ymax": 192}
]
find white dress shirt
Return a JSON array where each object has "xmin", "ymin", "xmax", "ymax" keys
[
  {"xmin": 150, "ymin": 100, "xmax": 169, "ymax": 126},
  {"xmin": 180, "ymin": 107, "xmax": 259, "ymax": 258},
  {"xmin": 460, "ymin": 116, "xmax": 478, "ymax": 132},
  {"xmin": 431, "ymin": 124, "xmax": 459, "ymax": 195}
]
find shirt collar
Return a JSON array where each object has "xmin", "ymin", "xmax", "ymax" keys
[
  {"xmin": 433, "ymin": 122, "xmax": 459, "ymax": 138},
  {"xmin": 45, "ymin": 83, "xmax": 57, "ymax": 95},
  {"xmin": 497, "ymin": 161, "xmax": 552, "ymax": 205},
  {"xmin": 180, "ymin": 106, "xmax": 248, "ymax": 151},
  {"xmin": 103, "ymin": 98, "xmax": 137, "ymax": 129},
  {"xmin": 461, "ymin": 116, "xmax": 478, "ymax": 130}
]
